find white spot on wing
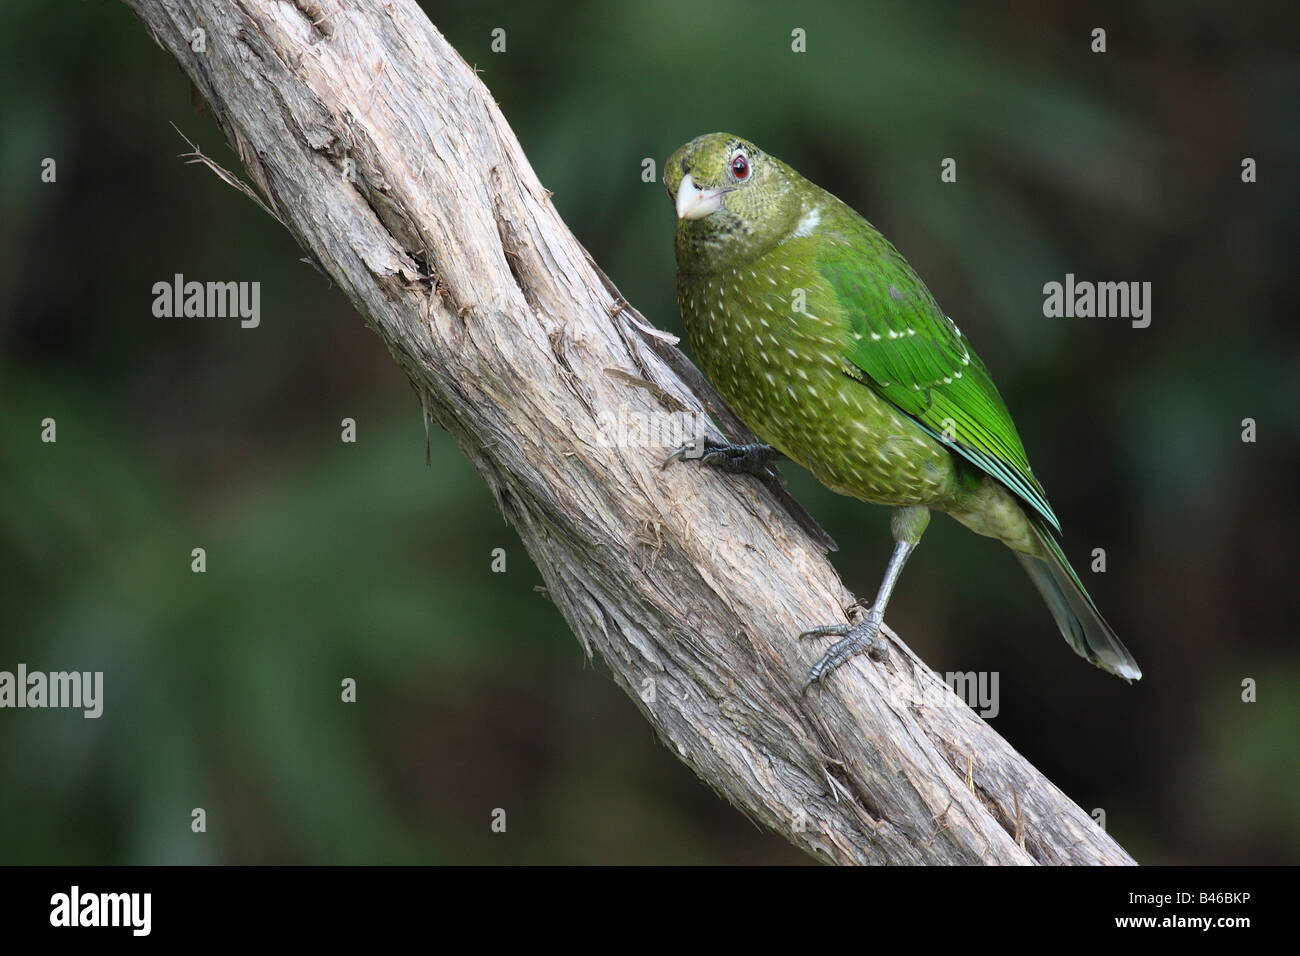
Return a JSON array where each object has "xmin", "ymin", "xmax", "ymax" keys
[{"xmin": 791, "ymin": 205, "xmax": 823, "ymax": 239}]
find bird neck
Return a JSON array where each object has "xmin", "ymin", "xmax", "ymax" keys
[{"xmin": 674, "ymin": 193, "xmax": 806, "ymax": 277}]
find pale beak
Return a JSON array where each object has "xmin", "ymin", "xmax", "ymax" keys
[{"xmin": 675, "ymin": 173, "xmax": 724, "ymax": 220}]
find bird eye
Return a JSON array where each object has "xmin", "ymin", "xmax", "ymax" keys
[{"xmin": 730, "ymin": 153, "xmax": 750, "ymax": 180}]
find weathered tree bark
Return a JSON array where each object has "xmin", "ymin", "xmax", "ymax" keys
[{"xmin": 124, "ymin": 0, "xmax": 1135, "ymax": 865}]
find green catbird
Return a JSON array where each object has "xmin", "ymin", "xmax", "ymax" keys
[{"xmin": 662, "ymin": 132, "xmax": 1140, "ymax": 690}]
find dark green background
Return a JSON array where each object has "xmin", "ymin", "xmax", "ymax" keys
[{"xmin": 1, "ymin": 0, "xmax": 1296, "ymax": 864}]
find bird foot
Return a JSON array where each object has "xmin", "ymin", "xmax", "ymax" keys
[
  {"xmin": 662, "ymin": 438, "xmax": 780, "ymax": 477},
  {"xmin": 800, "ymin": 609, "xmax": 888, "ymax": 692}
]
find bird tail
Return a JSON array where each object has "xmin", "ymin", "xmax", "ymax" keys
[{"xmin": 1014, "ymin": 520, "xmax": 1142, "ymax": 681}]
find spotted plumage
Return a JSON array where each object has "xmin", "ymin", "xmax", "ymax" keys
[{"xmin": 665, "ymin": 132, "xmax": 1140, "ymax": 684}]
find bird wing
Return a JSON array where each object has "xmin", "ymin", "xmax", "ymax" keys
[{"xmin": 816, "ymin": 239, "xmax": 1060, "ymax": 533}]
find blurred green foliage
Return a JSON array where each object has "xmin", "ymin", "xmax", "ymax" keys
[{"xmin": 0, "ymin": 0, "xmax": 1296, "ymax": 863}]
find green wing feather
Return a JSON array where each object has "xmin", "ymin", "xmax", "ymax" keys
[{"xmin": 816, "ymin": 235, "xmax": 1061, "ymax": 533}]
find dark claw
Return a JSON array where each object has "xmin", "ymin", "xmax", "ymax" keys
[
  {"xmin": 800, "ymin": 612, "xmax": 887, "ymax": 693},
  {"xmin": 662, "ymin": 439, "xmax": 782, "ymax": 477},
  {"xmin": 662, "ymin": 437, "xmax": 716, "ymax": 470},
  {"xmin": 798, "ymin": 624, "xmax": 849, "ymax": 641},
  {"xmin": 661, "ymin": 441, "xmax": 698, "ymax": 469}
]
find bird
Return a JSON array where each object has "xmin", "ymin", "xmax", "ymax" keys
[{"xmin": 662, "ymin": 132, "xmax": 1140, "ymax": 690}]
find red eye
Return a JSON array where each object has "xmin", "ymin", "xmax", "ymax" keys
[{"xmin": 731, "ymin": 153, "xmax": 749, "ymax": 179}]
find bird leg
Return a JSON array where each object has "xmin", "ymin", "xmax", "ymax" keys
[
  {"xmin": 662, "ymin": 438, "xmax": 785, "ymax": 477},
  {"xmin": 801, "ymin": 505, "xmax": 930, "ymax": 692}
]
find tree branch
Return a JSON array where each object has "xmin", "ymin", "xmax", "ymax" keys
[{"xmin": 124, "ymin": 0, "xmax": 1134, "ymax": 865}]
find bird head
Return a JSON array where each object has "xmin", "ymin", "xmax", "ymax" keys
[{"xmin": 665, "ymin": 133, "xmax": 802, "ymax": 273}]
